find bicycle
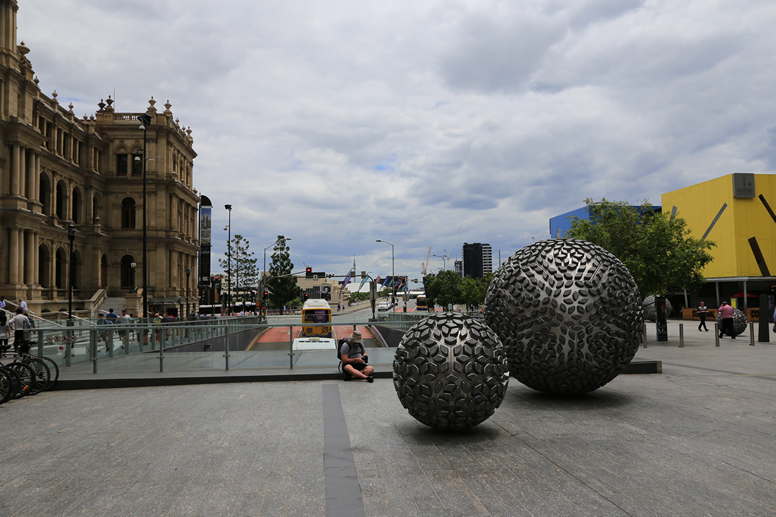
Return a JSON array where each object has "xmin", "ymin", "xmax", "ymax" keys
[{"xmin": 0, "ymin": 343, "xmax": 50, "ymax": 394}]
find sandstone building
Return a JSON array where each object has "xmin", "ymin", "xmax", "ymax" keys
[{"xmin": 0, "ymin": 0, "xmax": 199, "ymax": 317}]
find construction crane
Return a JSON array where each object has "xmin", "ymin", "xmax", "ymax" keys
[{"xmin": 420, "ymin": 247, "xmax": 432, "ymax": 276}]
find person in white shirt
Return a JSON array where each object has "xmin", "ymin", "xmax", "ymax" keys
[{"xmin": 8, "ymin": 308, "xmax": 31, "ymax": 354}]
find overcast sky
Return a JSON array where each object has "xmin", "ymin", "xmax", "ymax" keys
[{"xmin": 18, "ymin": 0, "xmax": 776, "ymax": 282}]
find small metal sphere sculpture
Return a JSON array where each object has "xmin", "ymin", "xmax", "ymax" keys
[
  {"xmin": 717, "ymin": 308, "xmax": 747, "ymax": 336},
  {"xmin": 485, "ymin": 239, "xmax": 643, "ymax": 394},
  {"xmin": 393, "ymin": 313, "xmax": 509, "ymax": 430},
  {"xmin": 642, "ymin": 295, "xmax": 673, "ymax": 322}
]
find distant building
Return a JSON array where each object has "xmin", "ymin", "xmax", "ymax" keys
[
  {"xmin": 462, "ymin": 243, "xmax": 492, "ymax": 278},
  {"xmin": 454, "ymin": 260, "xmax": 463, "ymax": 276},
  {"xmin": 482, "ymin": 244, "xmax": 493, "ymax": 275},
  {"xmin": 549, "ymin": 205, "xmax": 661, "ymax": 238}
]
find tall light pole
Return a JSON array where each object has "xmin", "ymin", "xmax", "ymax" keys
[
  {"xmin": 225, "ymin": 204, "xmax": 232, "ymax": 316},
  {"xmin": 67, "ymin": 224, "xmax": 76, "ymax": 323},
  {"xmin": 376, "ymin": 239, "xmax": 395, "ymax": 305},
  {"xmin": 137, "ymin": 113, "xmax": 152, "ymax": 319}
]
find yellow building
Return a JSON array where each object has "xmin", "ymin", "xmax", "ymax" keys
[{"xmin": 662, "ymin": 173, "xmax": 776, "ymax": 308}]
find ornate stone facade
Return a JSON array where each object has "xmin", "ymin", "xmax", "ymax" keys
[{"xmin": 0, "ymin": 0, "xmax": 199, "ymax": 317}]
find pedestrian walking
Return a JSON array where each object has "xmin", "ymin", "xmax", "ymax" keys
[
  {"xmin": 119, "ymin": 309, "xmax": 132, "ymax": 350},
  {"xmin": 0, "ymin": 295, "xmax": 6, "ymax": 311},
  {"xmin": 8, "ymin": 308, "xmax": 31, "ymax": 354},
  {"xmin": 97, "ymin": 313, "xmax": 113, "ymax": 352},
  {"xmin": 696, "ymin": 301, "xmax": 710, "ymax": 332},
  {"xmin": 19, "ymin": 299, "xmax": 27, "ymax": 314},
  {"xmin": 718, "ymin": 301, "xmax": 735, "ymax": 339}
]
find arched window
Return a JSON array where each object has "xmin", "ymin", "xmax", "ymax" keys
[
  {"xmin": 39, "ymin": 173, "xmax": 51, "ymax": 215},
  {"xmin": 92, "ymin": 194, "xmax": 100, "ymax": 224},
  {"xmin": 38, "ymin": 244, "xmax": 50, "ymax": 288},
  {"xmin": 72, "ymin": 187, "xmax": 82, "ymax": 224},
  {"xmin": 132, "ymin": 152, "xmax": 143, "ymax": 176},
  {"xmin": 55, "ymin": 180, "xmax": 66, "ymax": 219},
  {"xmin": 120, "ymin": 255, "xmax": 135, "ymax": 289},
  {"xmin": 55, "ymin": 247, "xmax": 66, "ymax": 289},
  {"xmin": 121, "ymin": 197, "xmax": 136, "ymax": 229}
]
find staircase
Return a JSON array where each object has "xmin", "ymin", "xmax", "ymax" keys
[{"xmin": 99, "ymin": 296, "xmax": 128, "ymax": 316}]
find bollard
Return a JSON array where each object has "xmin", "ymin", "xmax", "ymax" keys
[
  {"xmin": 90, "ymin": 328, "xmax": 97, "ymax": 374},
  {"xmin": 159, "ymin": 327, "xmax": 165, "ymax": 373},
  {"xmin": 642, "ymin": 322, "xmax": 647, "ymax": 348},
  {"xmin": 715, "ymin": 323, "xmax": 720, "ymax": 347},
  {"xmin": 289, "ymin": 325, "xmax": 294, "ymax": 369},
  {"xmin": 749, "ymin": 321, "xmax": 755, "ymax": 346},
  {"xmin": 679, "ymin": 323, "xmax": 684, "ymax": 348},
  {"xmin": 224, "ymin": 321, "xmax": 230, "ymax": 371}
]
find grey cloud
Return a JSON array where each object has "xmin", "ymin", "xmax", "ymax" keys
[{"xmin": 16, "ymin": 0, "xmax": 776, "ymax": 280}]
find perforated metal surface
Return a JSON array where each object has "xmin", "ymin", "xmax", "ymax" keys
[
  {"xmin": 642, "ymin": 295, "xmax": 674, "ymax": 322},
  {"xmin": 393, "ymin": 313, "xmax": 508, "ymax": 430},
  {"xmin": 717, "ymin": 307, "xmax": 747, "ymax": 336},
  {"xmin": 485, "ymin": 239, "xmax": 643, "ymax": 394}
]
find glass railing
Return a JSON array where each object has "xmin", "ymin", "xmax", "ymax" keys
[{"xmin": 15, "ymin": 319, "xmax": 414, "ymax": 378}]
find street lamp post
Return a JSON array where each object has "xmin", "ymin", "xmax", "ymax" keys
[
  {"xmin": 185, "ymin": 268, "xmax": 191, "ymax": 319},
  {"xmin": 137, "ymin": 113, "xmax": 152, "ymax": 319},
  {"xmin": 376, "ymin": 239, "xmax": 395, "ymax": 305},
  {"xmin": 225, "ymin": 204, "xmax": 232, "ymax": 316},
  {"xmin": 67, "ymin": 224, "xmax": 76, "ymax": 323}
]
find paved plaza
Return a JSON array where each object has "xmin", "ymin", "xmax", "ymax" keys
[{"xmin": 2, "ymin": 326, "xmax": 776, "ymax": 516}]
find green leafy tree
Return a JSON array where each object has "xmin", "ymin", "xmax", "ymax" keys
[
  {"xmin": 429, "ymin": 270, "xmax": 463, "ymax": 309},
  {"xmin": 460, "ymin": 273, "xmax": 493, "ymax": 310},
  {"xmin": 422, "ymin": 273, "xmax": 437, "ymax": 308},
  {"xmin": 219, "ymin": 234, "xmax": 257, "ymax": 308},
  {"xmin": 567, "ymin": 199, "xmax": 715, "ymax": 296},
  {"xmin": 266, "ymin": 236, "xmax": 300, "ymax": 313}
]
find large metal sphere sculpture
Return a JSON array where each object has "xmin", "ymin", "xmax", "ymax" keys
[
  {"xmin": 393, "ymin": 313, "xmax": 509, "ymax": 430},
  {"xmin": 717, "ymin": 308, "xmax": 747, "ymax": 336},
  {"xmin": 642, "ymin": 296, "xmax": 673, "ymax": 321},
  {"xmin": 484, "ymin": 239, "xmax": 643, "ymax": 394}
]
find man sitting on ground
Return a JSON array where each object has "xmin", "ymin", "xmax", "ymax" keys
[{"xmin": 340, "ymin": 331, "xmax": 374, "ymax": 382}]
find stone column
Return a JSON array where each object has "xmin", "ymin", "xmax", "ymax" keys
[
  {"xmin": 24, "ymin": 230, "xmax": 34, "ymax": 286},
  {"xmin": 32, "ymin": 232, "xmax": 39, "ymax": 285},
  {"xmin": 10, "ymin": 144, "xmax": 20, "ymax": 195},
  {"xmin": 49, "ymin": 243, "xmax": 56, "ymax": 293},
  {"xmin": 32, "ymin": 153, "xmax": 40, "ymax": 205},
  {"xmin": 19, "ymin": 146, "xmax": 27, "ymax": 198},
  {"xmin": 9, "ymin": 228, "xmax": 19, "ymax": 285}
]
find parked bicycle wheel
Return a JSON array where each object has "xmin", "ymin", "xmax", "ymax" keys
[
  {"xmin": 0, "ymin": 368, "xmax": 14, "ymax": 403},
  {"xmin": 22, "ymin": 357, "xmax": 51, "ymax": 391},
  {"xmin": 6, "ymin": 362, "xmax": 38, "ymax": 397},
  {"xmin": 0, "ymin": 366, "xmax": 20, "ymax": 402},
  {"xmin": 36, "ymin": 356, "xmax": 59, "ymax": 389}
]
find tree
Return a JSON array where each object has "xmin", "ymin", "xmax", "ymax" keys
[
  {"xmin": 266, "ymin": 235, "xmax": 299, "ymax": 313},
  {"xmin": 429, "ymin": 270, "xmax": 462, "ymax": 309},
  {"xmin": 218, "ymin": 234, "xmax": 257, "ymax": 309},
  {"xmin": 460, "ymin": 273, "xmax": 492, "ymax": 310},
  {"xmin": 566, "ymin": 199, "xmax": 715, "ymax": 296},
  {"xmin": 422, "ymin": 273, "xmax": 437, "ymax": 308}
]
